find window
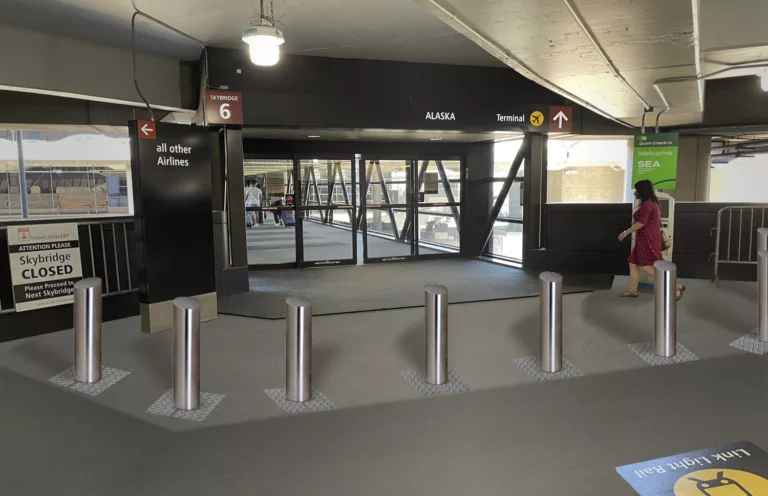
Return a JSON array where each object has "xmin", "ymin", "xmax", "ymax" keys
[
  {"xmin": 547, "ymin": 138, "xmax": 631, "ymax": 203},
  {"xmin": 0, "ymin": 129, "xmax": 132, "ymax": 220},
  {"xmin": 711, "ymin": 155, "xmax": 768, "ymax": 203}
]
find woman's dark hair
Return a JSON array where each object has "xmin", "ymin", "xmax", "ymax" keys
[{"xmin": 634, "ymin": 179, "xmax": 658, "ymax": 203}]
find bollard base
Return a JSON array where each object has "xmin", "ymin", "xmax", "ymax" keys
[
  {"xmin": 401, "ymin": 370, "xmax": 471, "ymax": 396},
  {"xmin": 265, "ymin": 387, "xmax": 336, "ymax": 413},
  {"xmin": 514, "ymin": 357, "xmax": 582, "ymax": 381},
  {"xmin": 146, "ymin": 390, "xmax": 225, "ymax": 422},
  {"xmin": 629, "ymin": 342, "xmax": 698, "ymax": 366},
  {"xmin": 49, "ymin": 366, "xmax": 130, "ymax": 396}
]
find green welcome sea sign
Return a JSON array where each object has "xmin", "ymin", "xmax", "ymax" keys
[{"xmin": 632, "ymin": 133, "xmax": 679, "ymax": 189}]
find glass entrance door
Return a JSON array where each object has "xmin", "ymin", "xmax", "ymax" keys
[
  {"xmin": 360, "ymin": 157, "xmax": 462, "ymax": 262},
  {"xmin": 360, "ymin": 159, "xmax": 415, "ymax": 261},
  {"xmin": 297, "ymin": 157, "xmax": 356, "ymax": 267}
]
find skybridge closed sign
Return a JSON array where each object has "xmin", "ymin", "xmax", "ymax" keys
[{"xmin": 7, "ymin": 223, "xmax": 83, "ymax": 312}]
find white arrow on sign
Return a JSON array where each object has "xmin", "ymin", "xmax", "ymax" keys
[
  {"xmin": 141, "ymin": 123, "xmax": 154, "ymax": 136},
  {"xmin": 553, "ymin": 111, "xmax": 569, "ymax": 129}
]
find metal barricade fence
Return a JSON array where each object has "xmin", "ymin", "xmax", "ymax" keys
[
  {"xmin": 0, "ymin": 218, "xmax": 136, "ymax": 314},
  {"xmin": 712, "ymin": 205, "xmax": 768, "ymax": 285}
]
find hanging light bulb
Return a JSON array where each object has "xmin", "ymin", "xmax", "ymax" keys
[
  {"xmin": 760, "ymin": 74, "xmax": 768, "ymax": 92},
  {"xmin": 243, "ymin": 22, "xmax": 284, "ymax": 66},
  {"xmin": 243, "ymin": 0, "xmax": 284, "ymax": 67}
]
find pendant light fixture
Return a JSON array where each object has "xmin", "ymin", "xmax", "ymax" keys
[{"xmin": 243, "ymin": 0, "xmax": 284, "ymax": 67}]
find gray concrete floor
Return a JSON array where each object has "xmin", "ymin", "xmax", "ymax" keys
[
  {"xmin": 0, "ymin": 277, "xmax": 765, "ymax": 494},
  {"xmin": 246, "ymin": 221, "xmax": 444, "ymax": 265},
  {"xmin": 218, "ymin": 259, "xmax": 613, "ymax": 319}
]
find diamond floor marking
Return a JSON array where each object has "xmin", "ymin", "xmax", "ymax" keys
[
  {"xmin": 70, "ymin": 368, "xmax": 131, "ymax": 396},
  {"xmin": 146, "ymin": 390, "xmax": 226, "ymax": 422},
  {"xmin": 48, "ymin": 367, "xmax": 130, "ymax": 396},
  {"xmin": 265, "ymin": 387, "xmax": 337, "ymax": 413},
  {"xmin": 49, "ymin": 368, "xmax": 76, "ymax": 388},
  {"xmin": 513, "ymin": 357, "xmax": 583, "ymax": 381},
  {"xmin": 730, "ymin": 330, "xmax": 768, "ymax": 355},
  {"xmin": 400, "ymin": 369, "xmax": 472, "ymax": 396},
  {"xmin": 628, "ymin": 342, "xmax": 699, "ymax": 366},
  {"xmin": 173, "ymin": 393, "xmax": 226, "ymax": 422}
]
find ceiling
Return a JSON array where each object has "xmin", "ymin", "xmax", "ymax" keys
[
  {"xmin": 415, "ymin": 0, "xmax": 702, "ymax": 127},
  {"xmin": 0, "ymin": 0, "xmax": 502, "ymax": 66}
]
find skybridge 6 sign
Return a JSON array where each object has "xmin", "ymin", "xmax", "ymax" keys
[{"xmin": 632, "ymin": 133, "xmax": 679, "ymax": 189}]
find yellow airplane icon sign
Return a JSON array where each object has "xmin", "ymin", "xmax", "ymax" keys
[{"xmin": 530, "ymin": 110, "xmax": 544, "ymax": 127}]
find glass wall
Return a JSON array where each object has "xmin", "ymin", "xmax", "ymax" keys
[
  {"xmin": 547, "ymin": 138, "xmax": 631, "ymax": 203},
  {"xmin": 711, "ymin": 155, "xmax": 768, "ymax": 203},
  {"xmin": 0, "ymin": 129, "xmax": 132, "ymax": 219}
]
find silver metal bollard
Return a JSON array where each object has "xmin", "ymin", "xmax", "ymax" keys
[
  {"xmin": 425, "ymin": 284, "xmax": 448, "ymax": 385},
  {"xmin": 286, "ymin": 297, "xmax": 312, "ymax": 402},
  {"xmin": 759, "ymin": 250, "xmax": 768, "ymax": 342},
  {"xmin": 174, "ymin": 297, "xmax": 200, "ymax": 410},
  {"xmin": 758, "ymin": 228, "xmax": 768, "ymax": 254},
  {"xmin": 654, "ymin": 261, "xmax": 677, "ymax": 357},
  {"xmin": 73, "ymin": 278, "xmax": 102, "ymax": 383},
  {"xmin": 539, "ymin": 272, "xmax": 563, "ymax": 373}
]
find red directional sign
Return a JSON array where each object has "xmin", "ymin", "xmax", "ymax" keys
[
  {"xmin": 205, "ymin": 90, "xmax": 244, "ymax": 125},
  {"xmin": 137, "ymin": 120, "xmax": 156, "ymax": 139},
  {"xmin": 549, "ymin": 106, "xmax": 573, "ymax": 133}
]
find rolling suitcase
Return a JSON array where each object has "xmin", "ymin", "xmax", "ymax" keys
[{"xmin": 282, "ymin": 211, "xmax": 295, "ymax": 226}]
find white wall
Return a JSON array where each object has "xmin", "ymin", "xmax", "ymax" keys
[{"xmin": 0, "ymin": 25, "xmax": 188, "ymax": 110}]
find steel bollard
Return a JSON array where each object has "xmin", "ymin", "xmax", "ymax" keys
[
  {"xmin": 73, "ymin": 278, "xmax": 102, "ymax": 383},
  {"xmin": 759, "ymin": 251, "xmax": 768, "ymax": 342},
  {"xmin": 539, "ymin": 272, "xmax": 563, "ymax": 373},
  {"xmin": 758, "ymin": 228, "xmax": 768, "ymax": 254},
  {"xmin": 654, "ymin": 261, "xmax": 677, "ymax": 357},
  {"xmin": 174, "ymin": 297, "xmax": 200, "ymax": 410},
  {"xmin": 286, "ymin": 297, "xmax": 312, "ymax": 402},
  {"xmin": 425, "ymin": 284, "xmax": 448, "ymax": 385}
]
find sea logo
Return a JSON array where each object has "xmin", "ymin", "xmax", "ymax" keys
[{"xmin": 17, "ymin": 228, "xmax": 29, "ymax": 242}]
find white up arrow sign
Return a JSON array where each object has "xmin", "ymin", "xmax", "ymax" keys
[
  {"xmin": 141, "ymin": 123, "xmax": 154, "ymax": 136},
  {"xmin": 553, "ymin": 110, "xmax": 569, "ymax": 129}
]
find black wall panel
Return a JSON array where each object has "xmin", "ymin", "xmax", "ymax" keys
[{"xmin": 530, "ymin": 201, "xmax": 764, "ymax": 281}]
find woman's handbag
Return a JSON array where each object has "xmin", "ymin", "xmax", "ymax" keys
[{"xmin": 661, "ymin": 230, "xmax": 672, "ymax": 251}]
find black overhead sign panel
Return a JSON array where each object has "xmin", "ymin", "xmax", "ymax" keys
[
  {"xmin": 129, "ymin": 121, "xmax": 215, "ymax": 304},
  {"xmin": 418, "ymin": 104, "xmax": 575, "ymax": 133}
]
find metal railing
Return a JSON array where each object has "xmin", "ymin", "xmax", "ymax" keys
[
  {"xmin": 712, "ymin": 205, "xmax": 768, "ymax": 285},
  {"xmin": 0, "ymin": 217, "xmax": 135, "ymax": 314}
]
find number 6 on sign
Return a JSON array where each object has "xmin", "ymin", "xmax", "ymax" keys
[
  {"xmin": 220, "ymin": 103, "xmax": 231, "ymax": 120},
  {"xmin": 204, "ymin": 90, "xmax": 243, "ymax": 125}
]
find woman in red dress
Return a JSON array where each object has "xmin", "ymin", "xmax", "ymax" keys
[{"xmin": 618, "ymin": 180, "xmax": 685, "ymax": 299}]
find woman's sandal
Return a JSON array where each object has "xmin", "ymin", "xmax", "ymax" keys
[{"xmin": 618, "ymin": 291, "xmax": 639, "ymax": 298}]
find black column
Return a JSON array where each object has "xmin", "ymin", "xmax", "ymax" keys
[
  {"xmin": 523, "ymin": 133, "xmax": 548, "ymax": 267},
  {"xmin": 460, "ymin": 142, "xmax": 494, "ymax": 257},
  {"xmin": 222, "ymin": 128, "xmax": 249, "ymax": 294}
]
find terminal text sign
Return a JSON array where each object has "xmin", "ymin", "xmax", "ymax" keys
[{"xmin": 7, "ymin": 223, "xmax": 83, "ymax": 312}]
